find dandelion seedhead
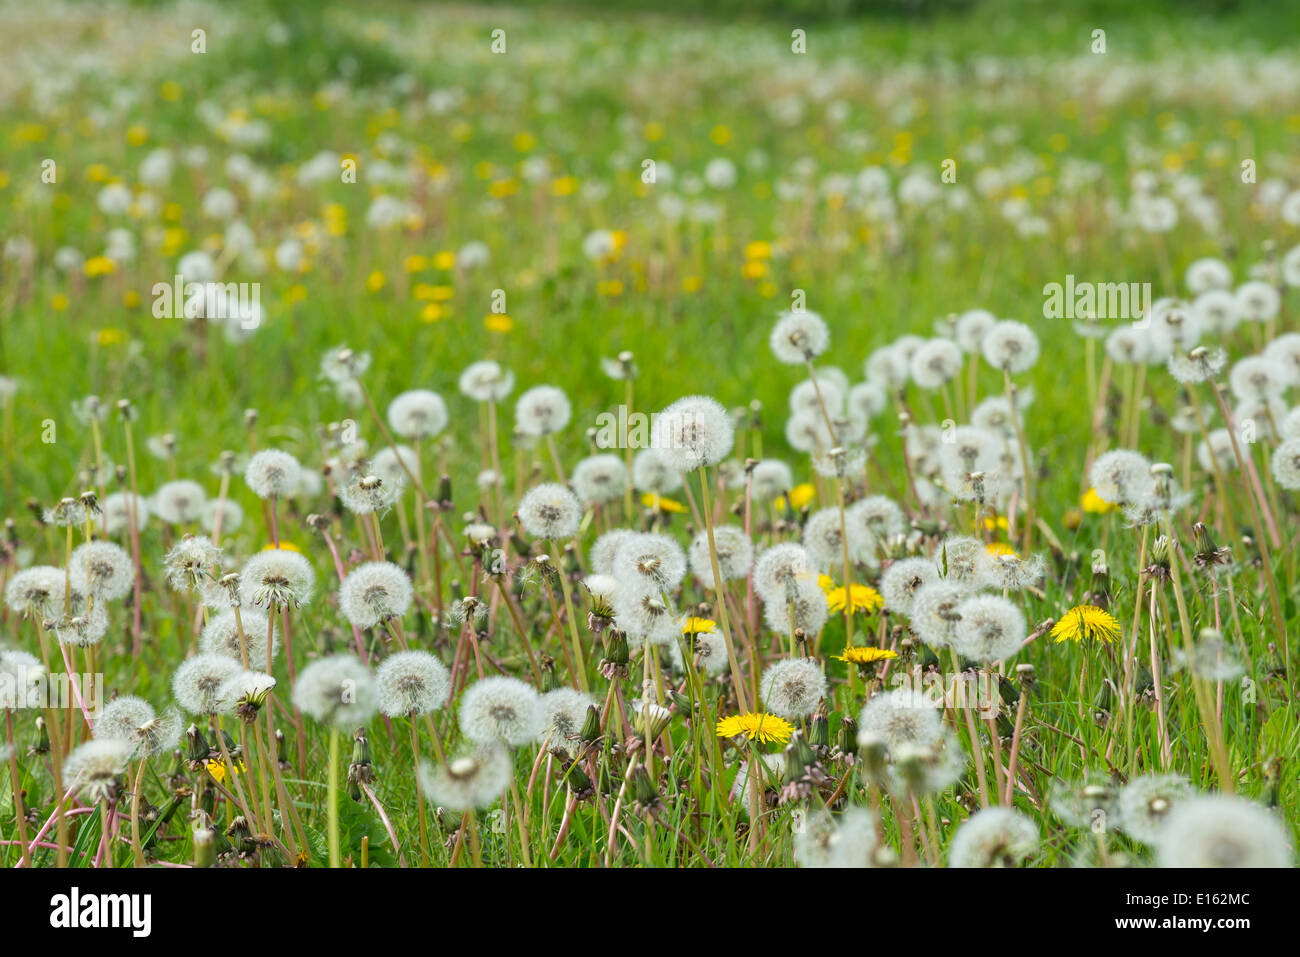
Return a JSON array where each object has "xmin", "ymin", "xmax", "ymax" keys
[
  {"xmin": 459, "ymin": 676, "xmax": 544, "ymax": 747},
  {"xmin": 376, "ymin": 650, "xmax": 451, "ymax": 717},
  {"xmin": 292, "ymin": 654, "xmax": 378, "ymax": 727},
  {"xmin": 338, "ymin": 561, "xmax": 414, "ymax": 629}
]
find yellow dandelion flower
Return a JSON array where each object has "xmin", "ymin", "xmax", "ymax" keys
[
  {"xmin": 433, "ymin": 250, "xmax": 456, "ymax": 270},
  {"xmin": 681, "ymin": 617, "xmax": 716, "ymax": 636},
  {"xmin": 775, "ymin": 483, "xmax": 816, "ymax": 511},
  {"xmin": 982, "ymin": 515, "xmax": 1010, "ymax": 532},
  {"xmin": 710, "ymin": 125, "xmax": 732, "ymax": 145},
  {"xmin": 206, "ymin": 757, "xmax": 247, "ymax": 784},
  {"xmin": 160, "ymin": 80, "xmax": 181, "ymax": 102},
  {"xmin": 421, "ymin": 303, "xmax": 445, "ymax": 323},
  {"xmin": 985, "ymin": 541, "xmax": 1017, "ymax": 558},
  {"xmin": 488, "ymin": 178, "xmax": 519, "ymax": 198},
  {"xmin": 817, "ymin": 574, "xmax": 836, "ymax": 594},
  {"xmin": 826, "ymin": 584, "xmax": 884, "ymax": 616},
  {"xmin": 404, "ymin": 254, "xmax": 428, "ymax": 273},
  {"xmin": 1051, "ymin": 605, "xmax": 1121, "ymax": 643},
  {"xmin": 122, "ymin": 291, "xmax": 140, "ymax": 308},
  {"xmin": 682, "ymin": 275, "xmax": 703, "ymax": 293},
  {"xmin": 640, "ymin": 492, "xmax": 688, "ymax": 514},
  {"xmin": 365, "ymin": 270, "xmax": 386, "ymax": 292},
  {"xmin": 716, "ymin": 712, "xmax": 793, "ymax": 745},
  {"xmin": 96, "ymin": 328, "xmax": 126, "ymax": 346},
  {"xmin": 484, "ymin": 314, "xmax": 513, "ymax": 333},
  {"xmin": 743, "ymin": 240, "xmax": 772, "ymax": 260},
  {"xmin": 596, "ymin": 279, "xmax": 623, "ymax": 296},
  {"xmin": 834, "ymin": 646, "xmax": 898, "ymax": 665},
  {"xmin": 84, "ymin": 256, "xmax": 116, "ymax": 278},
  {"xmin": 513, "ymin": 131, "xmax": 536, "ymax": 152},
  {"xmin": 1081, "ymin": 487, "xmax": 1115, "ymax": 514},
  {"xmin": 741, "ymin": 260, "xmax": 769, "ymax": 280},
  {"xmin": 51, "ymin": 294, "xmax": 69, "ymax": 312},
  {"xmin": 263, "ymin": 541, "xmax": 301, "ymax": 553},
  {"xmin": 551, "ymin": 175, "xmax": 578, "ymax": 197}
]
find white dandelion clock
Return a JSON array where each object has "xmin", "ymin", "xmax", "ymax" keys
[
  {"xmin": 1154, "ymin": 796, "xmax": 1291, "ymax": 868},
  {"xmin": 64, "ymin": 739, "xmax": 131, "ymax": 805},
  {"xmin": 632, "ymin": 449, "xmax": 683, "ymax": 494},
  {"xmin": 1271, "ymin": 438, "xmax": 1300, "ymax": 491},
  {"xmin": 952, "ymin": 594, "xmax": 1025, "ymax": 663},
  {"xmin": 173, "ymin": 653, "xmax": 242, "ymax": 715},
  {"xmin": 459, "ymin": 676, "xmax": 544, "ymax": 747},
  {"xmin": 152, "ymin": 480, "xmax": 206, "ymax": 525},
  {"xmin": 981, "ymin": 321, "xmax": 1040, "ymax": 374},
  {"xmin": 770, "ymin": 309, "xmax": 830, "ymax": 364},
  {"xmin": 293, "ymin": 655, "xmax": 377, "ymax": 727},
  {"xmin": 239, "ymin": 548, "xmax": 315, "ymax": 609},
  {"xmin": 879, "ymin": 557, "xmax": 940, "ymax": 615},
  {"xmin": 612, "ymin": 532, "xmax": 687, "ymax": 595},
  {"xmin": 750, "ymin": 459, "xmax": 794, "ymax": 501},
  {"xmin": 571, "ymin": 454, "xmax": 628, "ymax": 505},
  {"xmin": 517, "ymin": 483, "xmax": 582, "ymax": 539},
  {"xmin": 386, "ymin": 389, "xmax": 448, "ymax": 439},
  {"xmin": 908, "ymin": 581, "xmax": 970, "ymax": 649},
  {"xmin": 419, "ymin": 746, "xmax": 513, "ymax": 811},
  {"xmin": 339, "ymin": 561, "xmax": 414, "ymax": 629},
  {"xmin": 1089, "ymin": 449, "xmax": 1151, "ymax": 506},
  {"xmin": 761, "ymin": 575, "xmax": 829, "ymax": 636},
  {"xmin": 244, "ymin": 449, "xmax": 302, "ymax": 499},
  {"xmin": 376, "ymin": 650, "xmax": 450, "ymax": 717},
  {"xmin": 949, "ymin": 808, "xmax": 1038, "ymax": 867},
  {"xmin": 688, "ymin": 525, "xmax": 753, "ymax": 589},
  {"xmin": 760, "ymin": 658, "xmax": 827, "ymax": 719},
  {"xmin": 68, "ymin": 541, "xmax": 133, "ymax": 602},
  {"xmin": 650, "ymin": 395, "xmax": 734, "ymax": 472},
  {"xmin": 458, "ymin": 360, "xmax": 515, "ymax": 402},
  {"xmin": 538, "ymin": 687, "xmax": 596, "ymax": 749},
  {"xmin": 857, "ymin": 688, "xmax": 945, "ymax": 752},
  {"xmin": 199, "ymin": 608, "xmax": 279, "ymax": 664},
  {"xmin": 514, "ymin": 385, "xmax": 571, "ymax": 437},
  {"xmin": 1117, "ymin": 774, "xmax": 1192, "ymax": 844}
]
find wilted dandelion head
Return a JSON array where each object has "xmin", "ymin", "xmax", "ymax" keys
[
  {"xmin": 339, "ymin": 561, "xmax": 413, "ymax": 629},
  {"xmin": 879, "ymin": 556, "xmax": 940, "ymax": 615},
  {"xmin": 688, "ymin": 525, "xmax": 753, "ymax": 589},
  {"xmin": 1154, "ymin": 796, "xmax": 1291, "ymax": 868},
  {"xmin": 292, "ymin": 654, "xmax": 377, "ymax": 727},
  {"xmin": 612, "ymin": 532, "xmax": 687, "ymax": 595},
  {"xmin": 651, "ymin": 395, "xmax": 734, "ymax": 472},
  {"xmin": 538, "ymin": 687, "xmax": 596, "ymax": 748},
  {"xmin": 386, "ymin": 389, "xmax": 448, "ymax": 439},
  {"xmin": 68, "ymin": 541, "xmax": 133, "ymax": 602},
  {"xmin": 1117, "ymin": 774, "xmax": 1192, "ymax": 844},
  {"xmin": 908, "ymin": 581, "xmax": 971, "ymax": 649},
  {"xmin": 164, "ymin": 534, "xmax": 223, "ymax": 592},
  {"xmin": 517, "ymin": 482, "xmax": 582, "ymax": 540},
  {"xmin": 64, "ymin": 738, "xmax": 131, "ymax": 805},
  {"xmin": 953, "ymin": 594, "xmax": 1025, "ymax": 663},
  {"xmin": 770, "ymin": 309, "xmax": 829, "ymax": 364},
  {"xmin": 514, "ymin": 385, "xmax": 572, "ymax": 437},
  {"xmin": 981, "ymin": 320, "xmax": 1040, "ymax": 374},
  {"xmin": 1089, "ymin": 449, "xmax": 1151, "ymax": 506},
  {"xmin": 152, "ymin": 479, "xmax": 207, "ymax": 525},
  {"xmin": 631, "ymin": 448, "xmax": 684, "ymax": 494},
  {"xmin": 376, "ymin": 650, "xmax": 450, "ymax": 717},
  {"xmin": 760, "ymin": 658, "xmax": 827, "ymax": 719},
  {"xmin": 419, "ymin": 745, "xmax": 513, "ymax": 811},
  {"xmin": 244, "ymin": 449, "xmax": 301, "ymax": 499},
  {"xmin": 239, "ymin": 548, "xmax": 315, "ymax": 609},
  {"xmin": 571, "ymin": 454, "xmax": 628, "ymax": 505},
  {"xmin": 949, "ymin": 807, "xmax": 1039, "ymax": 867},
  {"xmin": 857, "ymin": 688, "xmax": 945, "ymax": 753},
  {"xmin": 460, "ymin": 676, "xmax": 543, "ymax": 747},
  {"xmin": 199, "ymin": 608, "xmax": 279, "ymax": 664},
  {"xmin": 173, "ymin": 653, "xmax": 242, "ymax": 715}
]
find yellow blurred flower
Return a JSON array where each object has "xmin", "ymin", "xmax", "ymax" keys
[
  {"xmin": 51, "ymin": 294, "xmax": 69, "ymax": 312},
  {"xmin": 84, "ymin": 256, "xmax": 115, "ymax": 278},
  {"xmin": 1081, "ymin": 487, "xmax": 1115, "ymax": 514},
  {"xmin": 826, "ymin": 584, "xmax": 884, "ymax": 616},
  {"xmin": 484, "ymin": 314, "xmax": 513, "ymax": 333},
  {"xmin": 366, "ymin": 270, "xmax": 386, "ymax": 292},
  {"xmin": 834, "ymin": 646, "xmax": 898, "ymax": 665},
  {"xmin": 432, "ymin": 250, "xmax": 456, "ymax": 270},
  {"xmin": 640, "ymin": 492, "xmax": 687, "ymax": 514}
]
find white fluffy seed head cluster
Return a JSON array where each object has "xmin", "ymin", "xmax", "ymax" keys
[
  {"xmin": 688, "ymin": 525, "xmax": 753, "ymax": 590},
  {"xmin": 338, "ymin": 560, "xmax": 413, "ymax": 629},
  {"xmin": 1116, "ymin": 774, "xmax": 1192, "ymax": 844},
  {"xmin": 538, "ymin": 687, "xmax": 596, "ymax": 748},
  {"xmin": 1271, "ymin": 438, "xmax": 1300, "ymax": 490},
  {"xmin": 770, "ymin": 309, "xmax": 830, "ymax": 364},
  {"xmin": 908, "ymin": 581, "xmax": 971, "ymax": 649},
  {"xmin": 152, "ymin": 479, "xmax": 206, "ymax": 525},
  {"xmin": 1153, "ymin": 795, "xmax": 1291, "ymax": 868},
  {"xmin": 1089, "ymin": 449, "xmax": 1151, "ymax": 506},
  {"xmin": 100, "ymin": 492, "xmax": 151, "ymax": 536},
  {"xmin": 612, "ymin": 532, "xmax": 687, "ymax": 596},
  {"xmin": 753, "ymin": 542, "xmax": 816, "ymax": 604},
  {"xmin": 94, "ymin": 696, "xmax": 182, "ymax": 758},
  {"xmin": 458, "ymin": 360, "xmax": 515, "ymax": 402},
  {"xmin": 981, "ymin": 320, "xmax": 1040, "ymax": 374},
  {"xmin": 517, "ymin": 482, "xmax": 582, "ymax": 540},
  {"xmin": 69, "ymin": 541, "xmax": 134, "ymax": 601},
  {"xmin": 244, "ymin": 449, "xmax": 302, "ymax": 499},
  {"xmin": 750, "ymin": 459, "xmax": 794, "ymax": 501},
  {"xmin": 459, "ymin": 676, "xmax": 544, "ymax": 747},
  {"xmin": 418, "ymin": 745, "xmax": 512, "ymax": 811},
  {"xmin": 376, "ymin": 650, "xmax": 450, "ymax": 717},
  {"xmin": 631, "ymin": 448, "xmax": 683, "ymax": 494},
  {"xmin": 857, "ymin": 688, "xmax": 945, "ymax": 753},
  {"xmin": 952, "ymin": 593, "xmax": 1026, "ymax": 663},
  {"xmin": 794, "ymin": 807, "xmax": 878, "ymax": 868},
  {"xmin": 571, "ymin": 454, "xmax": 628, "ymax": 504},
  {"xmin": 760, "ymin": 658, "xmax": 827, "ymax": 718},
  {"xmin": 514, "ymin": 385, "xmax": 572, "ymax": 437},
  {"xmin": 589, "ymin": 528, "xmax": 636, "ymax": 575},
  {"xmin": 386, "ymin": 389, "xmax": 448, "ymax": 439},
  {"xmin": 879, "ymin": 557, "xmax": 940, "ymax": 615},
  {"xmin": 199, "ymin": 608, "xmax": 279, "ymax": 664},
  {"xmin": 611, "ymin": 589, "xmax": 680, "ymax": 647},
  {"xmin": 5, "ymin": 566, "xmax": 68, "ymax": 619},
  {"xmin": 761, "ymin": 576, "xmax": 828, "ymax": 636},
  {"xmin": 292, "ymin": 654, "xmax": 377, "ymax": 727},
  {"xmin": 164, "ymin": 534, "xmax": 224, "ymax": 592},
  {"xmin": 650, "ymin": 395, "xmax": 734, "ymax": 472},
  {"xmin": 64, "ymin": 738, "xmax": 132, "ymax": 804},
  {"xmin": 948, "ymin": 807, "xmax": 1039, "ymax": 867},
  {"xmin": 173, "ymin": 653, "xmax": 242, "ymax": 714},
  {"xmin": 239, "ymin": 548, "xmax": 315, "ymax": 609}
]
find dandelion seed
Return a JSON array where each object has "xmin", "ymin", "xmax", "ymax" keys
[
  {"xmin": 68, "ymin": 541, "xmax": 133, "ymax": 602},
  {"xmin": 244, "ymin": 449, "xmax": 302, "ymax": 499},
  {"xmin": 770, "ymin": 309, "xmax": 829, "ymax": 364},
  {"xmin": 199, "ymin": 608, "xmax": 279, "ymax": 663},
  {"xmin": 650, "ymin": 395, "xmax": 734, "ymax": 472},
  {"xmin": 386, "ymin": 389, "xmax": 448, "ymax": 439},
  {"xmin": 239, "ymin": 547, "xmax": 314, "ymax": 608},
  {"xmin": 1117, "ymin": 774, "xmax": 1192, "ymax": 844},
  {"xmin": 857, "ymin": 688, "xmax": 945, "ymax": 752},
  {"xmin": 64, "ymin": 739, "xmax": 131, "ymax": 805},
  {"xmin": 152, "ymin": 480, "xmax": 207, "ymax": 525},
  {"xmin": 173, "ymin": 653, "xmax": 243, "ymax": 715},
  {"xmin": 687, "ymin": 525, "xmax": 752, "ymax": 589},
  {"xmin": 571, "ymin": 454, "xmax": 628, "ymax": 505},
  {"xmin": 515, "ymin": 384, "xmax": 572, "ymax": 437},
  {"xmin": 879, "ymin": 556, "xmax": 940, "ymax": 615},
  {"xmin": 612, "ymin": 532, "xmax": 687, "ymax": 595}
]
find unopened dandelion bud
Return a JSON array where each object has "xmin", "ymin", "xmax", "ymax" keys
[
  {"xmin": 562, "ymin": 756, "xmax": 595, "ymax": 799},
  {"xmin": 580, "ymin": 704, "xmax": 602, "ymax": 743},
  {"xmin": 668, "ymin": 690, "xmax": 693, "ymax": 715},
  {"xmin": 783, "ymin": 729, "xmax": 817, "ymax": 779},
  {"xmin": 630, "ymin": 763, "xmax": 660, "ymax": 811},
  {"xmin": 34, "ymin": 715, "xmax": 49, "ymax": 754},
  {"xmin": 243, "ymin": 408, "xmax": 258, "ymax": 429},
  {"xmin": 1016, "ymin": 662, "xmax": 1037, "ymax": 692},
  {"xmin": 193, "ymin": 827, "xmax": 216, "ymax": 868},
  {"xmin": 810, "ymin": 706, "xmax": 830, "ymax": 750},
  {"xmin": 636, "ymin": 701, "xmax": 672, "ymax": 741},
  {"xmin": 437, "ymin": 474, "xmax": 452, "ymax": 507}
]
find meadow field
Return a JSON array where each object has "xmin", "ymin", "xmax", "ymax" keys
[{"xmin": 0, "ymin": 0, "xmax": 1298, "ymax": 873}]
